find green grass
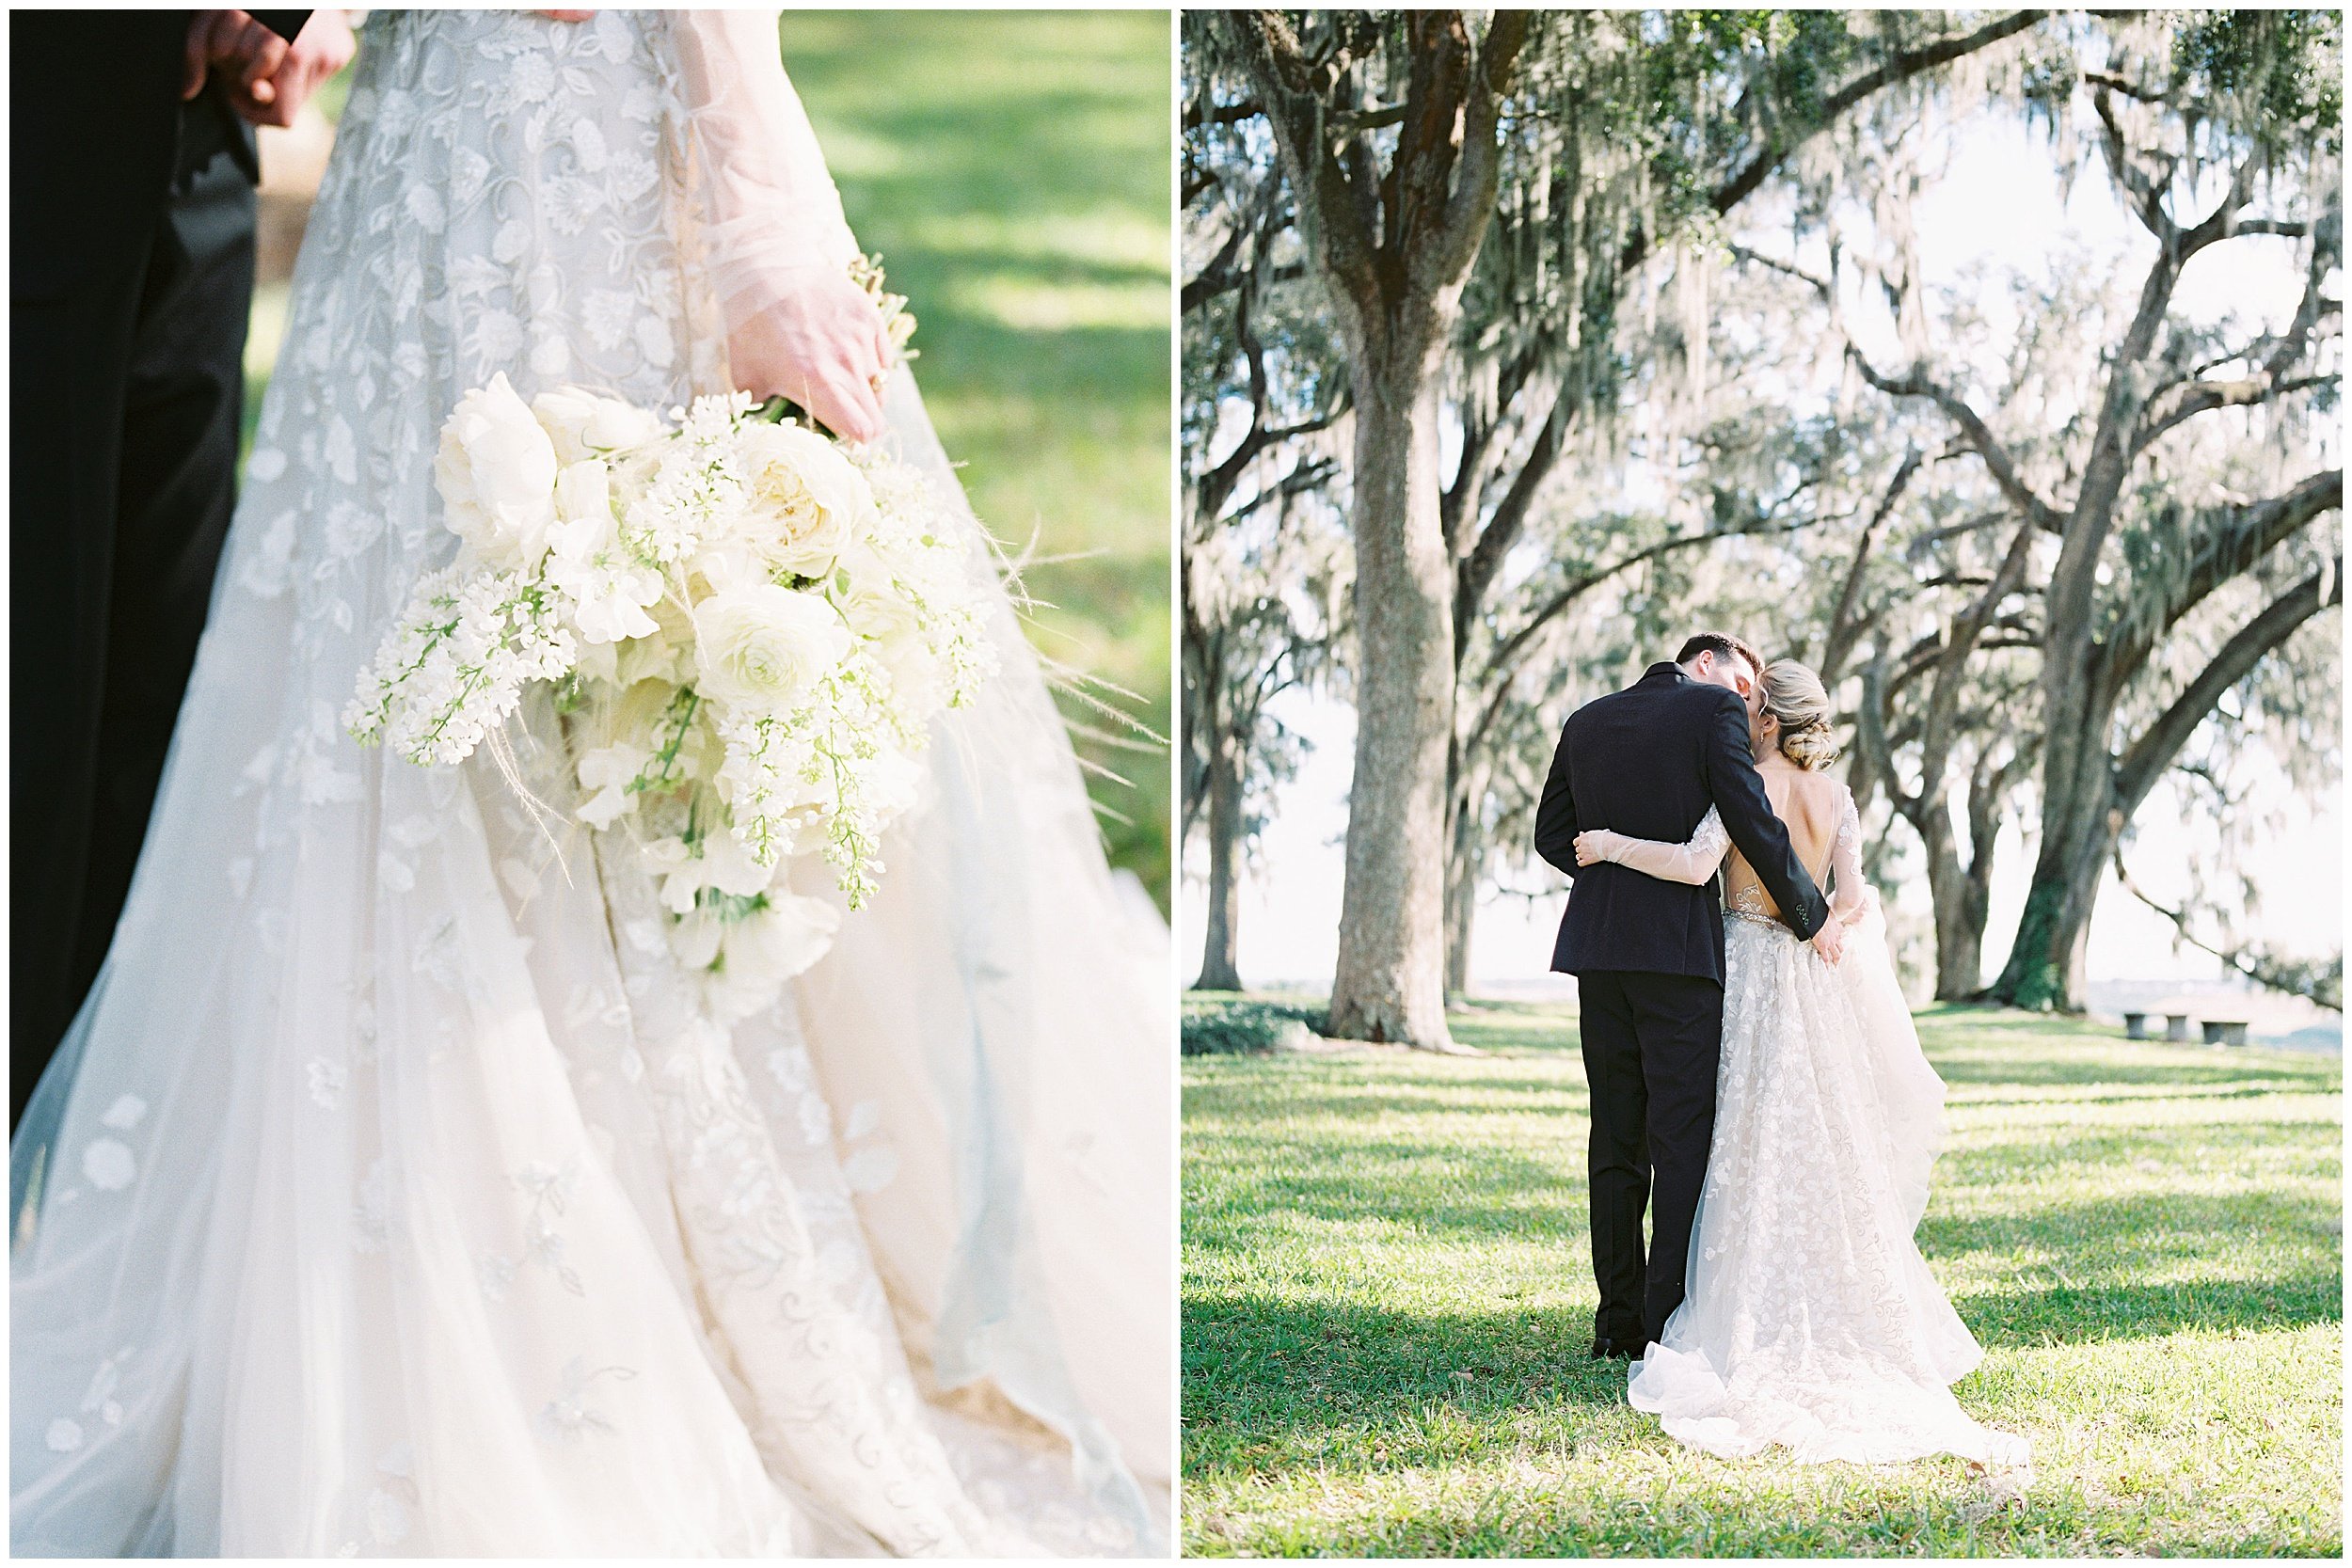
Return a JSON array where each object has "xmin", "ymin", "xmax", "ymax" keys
[
  {"xmin": 1184, "ymin": 998, "xmax": 2343, "ymax": 1556},
  {"xmin": 245, "ymin": 11, "xmax": 1172, "ymax": 911},
  {"xmin": 787, "ymin": 11, "xmax": 1171, "ymax": 910}
]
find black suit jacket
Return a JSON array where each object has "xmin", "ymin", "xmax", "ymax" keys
[
  {"xmin": 11, "ymin": 9, "xmax": 310, "ymax": 301},
  {"xmin": 1534, "ymin": 663, "xmax": 1829, "ymax": 981}
]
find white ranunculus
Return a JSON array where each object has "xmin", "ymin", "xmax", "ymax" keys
[
  {"xmin": 735, "ymin": 421, "xmax": 872, "ymax": 577},
  {"xmin": 692, "ymin": 585, "xmax": 851, "ymax": 715},
  {"xmin": 532, "ymin": 385, "xmax": 667, "ymax": 466},
  {"xmin": 436, "ymin": 372, "xmax": 560, "ymax": 570}
]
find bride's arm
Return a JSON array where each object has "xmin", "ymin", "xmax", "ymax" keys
[
  {"xmin": 671, "ymin": 10, "xmax": 892, "ymax": 442},
  {"xmin": 1572, "ymin": 806, "xmax": 1732, "ymax": 886},
  {"xmin": 1827, "ymin": 786, "xmax": 1874, "ymax": 927}
]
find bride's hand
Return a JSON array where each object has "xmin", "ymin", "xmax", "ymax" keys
[
  {"xmin": 1572, "ymin": 830, "xmax": 1614, "ymax": 867},
  {"xmin": 727, "ymin": 267, "xmax": 894, "ymax": 444}
]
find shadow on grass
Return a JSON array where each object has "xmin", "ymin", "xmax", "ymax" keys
[
  {"xmin": 1956, "ymin": 1271, "xmax": 2343, "ymax": 1346},
  {"xmin": 1185, "ymin": 1291, "xmax": 1627, "ymax": 1438},
  {"xmin": 1187, "ymin": 1139, "xmax": 1584, "ymax": 1245}
]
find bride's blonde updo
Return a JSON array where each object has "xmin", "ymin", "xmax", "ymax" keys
[{"xmin": 1759, "ymin": 659, "xmax": 1839, "ymax": 769}]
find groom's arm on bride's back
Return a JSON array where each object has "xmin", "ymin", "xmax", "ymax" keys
[
  {"xmin": 1532, "ymin": 716, "xmax": 1581, "ymax": 876},
  {"xmin": 1697, "ymin": 689, "xmax": 1829, "ymax": 937}
]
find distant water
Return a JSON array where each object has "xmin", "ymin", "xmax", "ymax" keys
[
  {"xmin": 2086, "ymin": 978, "xmax": 2341, "ymax": 1052},
  {"xmin": 1249, "ymin": 972, "xmax": 2343, "ymax": 1052}
]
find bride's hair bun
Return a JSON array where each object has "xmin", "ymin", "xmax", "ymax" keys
[{"xmin": 1759, "ymin": 659, "xmax": 1839, "ymax": 770}]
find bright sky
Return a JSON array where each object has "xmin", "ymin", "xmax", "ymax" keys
[{"xmin": 1183, "ymin": 87, "xmax": 2344, "ymax": 1003}]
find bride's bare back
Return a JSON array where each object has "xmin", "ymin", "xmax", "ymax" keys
[{"xmin": 1726, "ymin": 767, "xmax": 1847, "ymax": 919}]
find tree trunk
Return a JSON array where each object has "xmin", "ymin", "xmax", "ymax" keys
[
  {"xmin": 1444, "ymin": 792, "xmax": 1479, "ymax": 999},
  {"xmin": 1990, "ymin": 695, "xmax": 2119, "ymax": 1010},
  {"xmin": 1193, "ymin": 720, "xmax": 1247, "ymax": 992},
  {"xmin": 1928, "ymin": 845, "xmax": 1997, "ymax": 1002},
  {"xmin": 1327, "ymin": 366, "xmax": 1458, "ymax": 1048},
  {"xmin": 1911, "ymin": 804, "xmax": 1976, "ymax": 1003}
]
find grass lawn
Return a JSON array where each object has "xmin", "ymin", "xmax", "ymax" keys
[
  {"xmin": 787, "ymin": 11, "xmax": 1172, "ymax": 911},
  {"xmin": 246, "ymin": 11, "xmax": 1172, "ymax": 911},
  {"xmin": 1183, "ymin": 997, "xmax": 2343, "ymax": 1556}
]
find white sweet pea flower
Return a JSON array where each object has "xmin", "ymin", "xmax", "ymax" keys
[
  {"xmin": 575, "ymin": 742, "xmax": 650, "ymax": 829},
  {"xmin": 642, "ymin": 825, "xmax": 774, "ymax": 914},
  {"xmin": 692, "ymin": 585, "xmax": 852, "ymax": 716},
  {"xmin": 532, "ymin": 385, "xmax": 667, "ymax": 465},
  {"xmin": 670, "ymin": 908, "xmax": 725, "ymax": 970},
  {"xmin": 735, "ymin": 421, "xmax": 873, "ymax": 578},
  {"xmin": 546, "ymin": 460, "xmax": 663, "ymax": 644},
  {"xmin": 435, "ymin": 372, "xmax": 560, "ymax": 570},
  {"xmin": 707, "ymin": 894, "xmax": 841, "ymax": 1022}
]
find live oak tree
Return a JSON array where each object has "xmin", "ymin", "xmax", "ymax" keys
[
  {"xmin": 1201, "ymin": 9, "xmax": 2041, "ymax": 1042},
  {"xmin": 1208, "ymin": 10, "xmax": 1531, "ymax": 1047},
  {"xmin": 1182, "ymin": 34, "xmax": 1351, "ymax": 992},
  {"xmin": 1827, "ymin": 13, "xmax": 2344, "ymax": 1009}
]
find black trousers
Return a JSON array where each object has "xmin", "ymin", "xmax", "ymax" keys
[
  {"xmin": 11, "ymin": 144, "xmax": 255, "ymax": 1124},
  {"xmin": 1575, "ymin": 968, "xmax": 1724, "ymax": 1348}
]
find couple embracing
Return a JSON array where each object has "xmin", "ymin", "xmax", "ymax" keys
[{"xmin": 1535, "ymin": 633, "xmax": 2027, "ymax": 1466}]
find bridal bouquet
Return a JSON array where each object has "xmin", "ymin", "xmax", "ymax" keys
[{"xmin": 347, "ymin": 277, "xmax": 996, "ymax": 1019}]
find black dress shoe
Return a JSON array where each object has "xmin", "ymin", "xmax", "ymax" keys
[{"xmin": 1589, "ymin": 1338, "xmax": 1639, "ymax": 1360}]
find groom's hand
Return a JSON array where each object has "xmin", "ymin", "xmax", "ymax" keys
[
  {"xmin": 1811, "ymin": 920, "xmax": 1847, "ymax": 966},
  {"xmin": 183, "ymin": 11, "xmax": 289, "ymax": 104},
  {"xmin": 185, "ymin": 10, "xmax": 356, "ymax": 128}
]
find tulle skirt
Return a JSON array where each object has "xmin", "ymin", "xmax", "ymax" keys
[
  {"xmin": 9, "ymin": 11, "xmax": 1169, "ymax": 1556},
  {"xmin": 1629, "ymin": 903, "xmax": 2027, "ymax": 1467}
]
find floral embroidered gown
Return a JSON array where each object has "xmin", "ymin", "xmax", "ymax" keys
[
  {"xmin": 1582, "ymin": 785, "xmax": 2028, "ymax": 1467},
  {"xmin": 9, "ymin": 11, "xmax": 1170, "ymax": 1556}
]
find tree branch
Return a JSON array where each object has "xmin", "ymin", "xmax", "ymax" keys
[{"xmin": 2115, "ymin": 553, "xmax": 2344, "ymax": 813}]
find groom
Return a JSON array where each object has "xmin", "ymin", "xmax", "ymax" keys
[
  {"xmin": 1534, "ymin": 633, "xmax": 1842, "ymax": 1357},
  {"xmin": 11, "ymin": 10, "xmax": 350, "ymax": 1122}
]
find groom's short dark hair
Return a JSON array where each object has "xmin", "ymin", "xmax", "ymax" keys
[{"xmin": 1676, "ymin": 631, "xmax": 1763, "ymax": 678}]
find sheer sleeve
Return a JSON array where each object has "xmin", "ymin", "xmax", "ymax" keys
[
  {"xmin": 1583, "ymin": 806, "xmax": 1733, "ymax": 886},
  {"xmin": 1829, "ymin": 785, "xmax": 1872, "ymax": 925},
  {"xmin": 671, "ymin": 11, "xmax": 862, "ymax": 338}
]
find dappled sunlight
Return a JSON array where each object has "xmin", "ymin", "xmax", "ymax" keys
[
  {"xmin": 1184, "ymin": 1003, "xmax": 2341, "ymax": 1554},
  {"xmin": 946, "ymin": 275, "xmax": 1167, "ymax": 334},
  {"xmin": 904, "ymin": 209, "xmax": 1169, "ymax": 275}
]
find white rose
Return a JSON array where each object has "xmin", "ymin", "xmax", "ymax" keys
[
  {"xmin": 532, "ymin": 385, "xmax": 667, "ymax": 466},
  {"xmin": 833, "ymin": 545, "xmax": 921, "ymax": 641},
  {"xmin": 875, "ymin": 633, "xmax": 946, "ymax": 719},
  {"xmin": 692, "ymin": 585, "xmax": 851, "ymax": 715},
  {"xmin": 436, "ymin": 372, "xmax": 560, "ymax": 570},
  {"xmin": 736, "ymin": 422, "xmax": 872, "ymax": 578}
]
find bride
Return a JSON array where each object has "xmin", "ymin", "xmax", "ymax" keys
[
  {"xmin": 1574, "ymin": 660, "xmax": 2026, "ymax": 1468},
  {"xmin": 10, "ymin": 11, "xmax": 1169, "ymax": 1556}
]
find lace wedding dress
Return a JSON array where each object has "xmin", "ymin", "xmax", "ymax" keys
[
  {"xmin": 1587, "ymin": 790, "xmax": 2028, "ymax": 1467},
  {"xmin": 9, "ymin": 12, "xmax": 1169, "ymax": 1556}
]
